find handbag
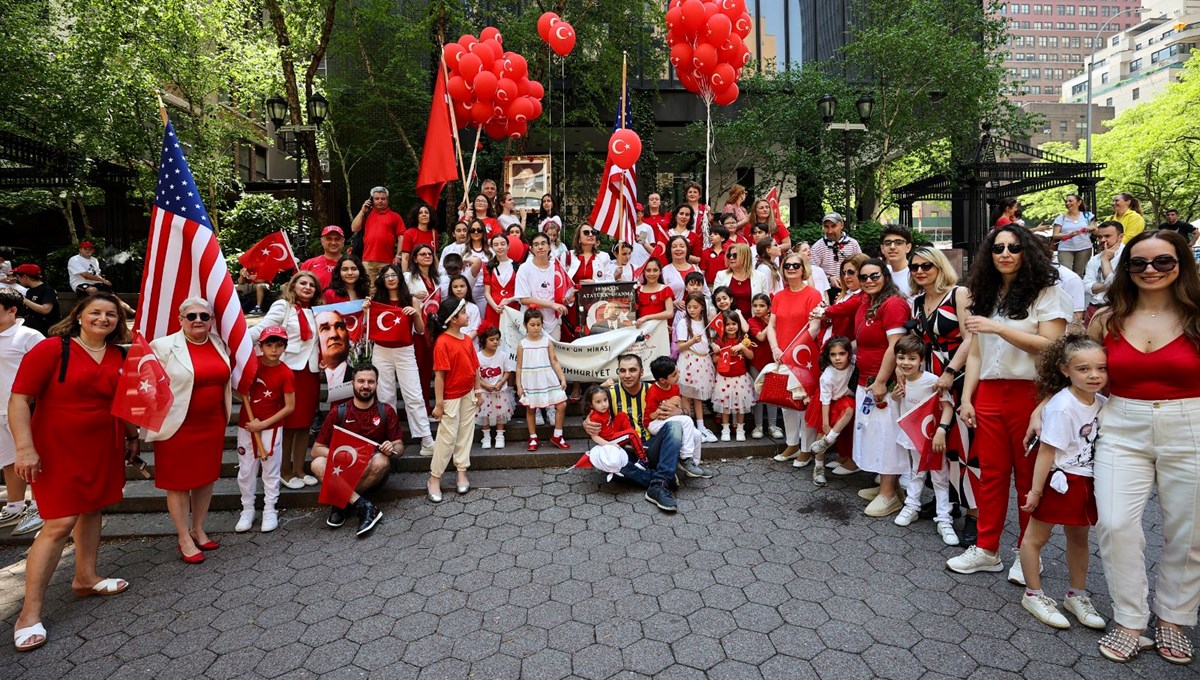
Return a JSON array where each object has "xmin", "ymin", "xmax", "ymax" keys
[{"xmin": 754, "ymin": 363, "xmax": 808, "ymax": 411}]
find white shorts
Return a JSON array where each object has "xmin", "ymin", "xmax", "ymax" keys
[{"xmin": 0, "ymin": 415, "xmax": 15, "ymax": 468}]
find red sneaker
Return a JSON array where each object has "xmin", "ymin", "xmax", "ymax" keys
[
  {"xmin": 549, "ymin": 435, "xmax": 570, "ymax": 450},
  {"xmin": 527, "ymin": 437, "xmax": 539, "ymax": 451}
]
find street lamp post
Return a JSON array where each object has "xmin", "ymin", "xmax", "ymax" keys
[
  {"xmin": 1085, "ymin": 8, "xmax": 1145, "ymax": 163},
  {"xmin": 819, "ymin": 93, "xmax": 874, "ymax": 223},
  {"xmin": 266, "ymin": 93, "xmax": 329, "ymax": 233}
]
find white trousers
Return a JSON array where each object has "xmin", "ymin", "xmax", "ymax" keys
[
  {"xmin": 431, "ymin": 394, "xmax": 479, "ymax": 478},
  {"xmin": 903, "ymin": 448, "xmax": 953, "ymax": 523},
  {"xmin": 781, "ymin": 407, "xmax": 814, "ymax": 448},
  {"xmin": 372, "ymin": 344, "xmax": 432, "ymax": 440},
  {"xmin": 237, "ymin": 427, "xmax": 283, "ymax": 510},
  {"xmin": 649, "ymin": 415, "xmax": 701, "ymax": 462},
  {"xmin": 1095, "ymin": 395, "xmax": 1200, "ymax": 629}
]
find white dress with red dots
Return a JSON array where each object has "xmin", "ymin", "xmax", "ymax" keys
[
  {"xmin": 475, "ymin": 348, "xmax": 514, "ymax": 426},
  {"xmin": 674, "ymin": 317, "xmax": 716, "ymax": 401}
]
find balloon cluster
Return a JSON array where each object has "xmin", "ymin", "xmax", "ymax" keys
[
  {"xmin": 538, "ymin": 12, "xmax": 577, "ymax": 57},
  {"xmin": 443, "ymin": 27, "xmax": 546, "ymax": 140},
  {"xmin": 665, "ymin": 0, "xmax": 752, "ymax": 106}
]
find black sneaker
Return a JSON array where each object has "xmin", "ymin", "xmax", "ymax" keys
[
  {"xmin": 678, "ymin": 458, "xmax": 714, "ymax": 479},
  {"xmin": 356, "ymin": 500, "xmax": 383, "ymax": 536},
  {"xmin": 644, "ymin": 483, "xmax": 677, "ymax": 513},
  {"xmin": 327, "ymin": 504, "xmax": 348, "ymax": 528}
]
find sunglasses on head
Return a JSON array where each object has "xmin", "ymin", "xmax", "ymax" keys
[
  {"xmin": 858, "ymin": 272, "xmax": 883, "ymax": 282},
  {"xmin": 1127, "ymin": 255, "xmax": 1178, "ymax": 273},
  {"xmin": 990, "ymin": 243, "xmax": 1023, "ymax": 255},
  {"xmin": 184, "ymin": 312, "xmax": 211, "ymax": 322},
  {"xmin": 908, "ymin": 262, "xmax": 936, "ymax": 272},
  {"xmin": 782, "ymin": 262, "xmax": 803, "ymax": 270}
]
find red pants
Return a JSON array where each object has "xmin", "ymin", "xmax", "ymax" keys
[
  {"xmin": 974, "ymin": 379, "xmax": 1038, "ymax": 554},
  {"xmin": 414, "ymin": 332, "xmax": 433, "ymax": 405}
]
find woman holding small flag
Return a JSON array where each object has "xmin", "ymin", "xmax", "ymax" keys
[
  {"xmin": 10, "ymin": 293, "xmax": 137, "ymax": 652},
  {"xmin": 516, "ymin": 232, "xmax": 570, "ymax": 340},
  {"xmin": 765, "ymin": 252, "xmax": 824, "ymax": 463},
  {"xmin": 148, "ymin": 298, "xmax": 233, "ymax": 563},
  {"xmin": 369, "ymin": 264, "xmax": 435, "ymax": 457},
  {"xmin": 405, "ymin": 244, "xmax": 442, "ymax": 405},
  {"xmin": 483, "ymin": 233, "xmax": 519, "ymax": 330}
]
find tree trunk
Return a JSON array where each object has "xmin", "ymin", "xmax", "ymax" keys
[
  {"xmin": 57, "ymin": 194, "xmax": 79, "ymax": 245},
  {"xmin": 75, "ymin": 193, "xmax": 93, "ymax": 238}
]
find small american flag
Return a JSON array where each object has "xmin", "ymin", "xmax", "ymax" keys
[
  {"xmin": 136, "ymin": 121, "xmax": 257, "ymax": 393},
  {"xmin": 588, "ymin": 82, "xmax": 638, "ymax": 246}
]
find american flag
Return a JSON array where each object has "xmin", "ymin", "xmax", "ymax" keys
[
  {"xmin": 587, "ymin": 83, "xmax": 638, "ymax": 245},
  {"xmin": 136, "ymin": 122, "xmax": 257, "ymax": 393}
]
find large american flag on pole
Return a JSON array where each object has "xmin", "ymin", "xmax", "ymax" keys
[
  {"xmin": 587, "ymin": 83, "xmax": 638, "ymax": 245},
  {"xmin": 136, "ymin": 122, "xmax": 257, "ymax": 393}
]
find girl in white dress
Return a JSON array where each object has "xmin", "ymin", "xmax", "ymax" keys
[
  {"xmin": 475, "ymin": 326, "xmax": 513, "ymax": 450},
  {"xmin": 516, "ymin": 309, "xmax": 569, "ymax": 451},
  {"xmin": 675, "ymin": 292, "xmax": 717, "ymax": 442}
]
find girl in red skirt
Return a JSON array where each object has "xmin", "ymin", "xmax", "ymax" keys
[
  {"xmin": 806, "ymin": 337, "xmax": 855, "ymax": 486},
  {"xmin": 1018, "ymin": 334, "xmax": 1108, "ymax": 632}
]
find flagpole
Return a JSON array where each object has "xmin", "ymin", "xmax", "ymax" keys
[
  {"xmin": 464, "ymin": 126, "xmax": 483, "ymax": 201},
  {"xmin": 280, "ymin": 230, "xmax": 301, "ymax": 271},
  {"xmin": 155, "ymin": 91, "xmax": 169, "ymax": 127},
  {"xmin": 439, "ymin": 52, "xmax": 469, "ymax": 193},
  {"xmin": 239, "ymin": 398, "xmax": 270, "ymax": 461},
  {"xmin": 616, "ymin": 52, "xmax": 628, "ymax": 244}
]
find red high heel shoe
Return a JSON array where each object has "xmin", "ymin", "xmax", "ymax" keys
[{"xmin": 178, "ymin": 545, "xmax": 205, "ymax": 564}]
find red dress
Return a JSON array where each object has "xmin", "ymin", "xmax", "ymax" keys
[
  {"xmin": 727, "ymin": 275, "xmax": 752, "ymax": 316},
  {"xmin": 154, "ymin": 341, "xmax": 231, "ymax": 491},
  {"xmin": 11, "ymin": 338, "xmax": 125, "ymax": 519},
  {"xmin": 484, "ymin": 261, "xmax": 518, "ymax": 328},
  {"xmin": 637, "ymin": 286, "xmax": 670, "ymax": 318}
]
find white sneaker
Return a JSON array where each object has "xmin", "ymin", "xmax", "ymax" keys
[
  {"xmin": 946, "ymin": 546, "xmax": 1004, "ymax": 574},
  {"xmin": 0, "ymin": 504, "xmax": 24, "ymax": 527},
  {"xmin": 11, "ymin": 506, "xmax": 43, "ymax": 536},
  {"xmin": 735, "ymin": 427, "xmax": 746, "ymax": 442},
  {"xmin": 283, "ymin": 477, "xmax": 305, "ymax": 490},
  {"xmin": 1008, "ymin": 549, "xmax": 1043, "ymax": 586},
  {"xmin": 720, "ymin": 426, "xmax": 731, "ymax": 442},
  {"xmin": 420, "ymin": 436, "xmax": 436, "ymax": 457},
  {"xmin": 261, "ymin": 509, "xmax": 278, "ymax": 533},
  {"xmin": 235, "ymin": 509, "xmax": 255, "ymax": 533},
  {"xmin": 894, "ymin": 506, "xmax": 919, "ymax": 526},
  {"xmin": 937, "ymin": 521, "xmax": 960, "ymax": 546},
  {"xmin": 1022, "ymin": 593, "xmax": 1070, "ymax": 629},
  {"xmin": 810, "ymin": 437, "xmax": 833, "ymax": 456},
  {"xmin": 700, "ymin": 428, "xmax": 718, "ymax": 443},
  {"xmin": 302, "ymin": 475, "xmax": 319, "ymax": 486},
  {"xmin": 1063, "ymin": 594, "xmax": 1106, "ymax": 630},
  {"xmin": 750, "ymin": 427, "xmax": 763, "ymax": 439},
  {"xmin": 767, "ymin": 426, "xmax": 784, "ymax": 439},
  {"xmin": 495, "ymin": 432, "xmax": 506, "ymax": 448},
  {"xmin": 481, "ymin": 432, "xmax": 492, "ymax": 449},
  {"xmin": 865, "ymin": 494, "xmax": 903, "ymax": 517},
  {"xmin": 535, "ymin": 409, "xmax": 545, "ymax": 426}
]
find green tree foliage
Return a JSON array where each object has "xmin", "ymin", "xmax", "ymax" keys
[{"xmin": 218, "ymin": 193, "xmax": 310, "ymax": 276}]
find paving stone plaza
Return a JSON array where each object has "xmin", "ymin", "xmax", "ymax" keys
[{"xmin": 2, "ymin": 458, "xmax": 1196, "ymax": 679}]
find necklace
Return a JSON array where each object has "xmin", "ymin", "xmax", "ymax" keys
[
  {"xmin": 184, "ymin": 334, "xmax": 209, "ymax": 345},
  {"xmin": 75, "ymin": 336, "xmax": 106, "ymax": 352}
]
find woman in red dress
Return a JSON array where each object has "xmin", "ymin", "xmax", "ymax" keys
[
  {"xmin": 11, "ymin": 293, "xmax": 137, "ymax": 652},
  {"xmin": 642, "ymin": 192, "xmax": 671, "ymax": 245},
  {"xmin": 765, "ymin": 252, "xmax": 824, "ymax": 462},
  {"xmin": 483, "ymin": 233, "xmax": 519, "ymax": 329},
  {"xmin": 634, "ymin": 258, "xmax": 676, "ymax": 328},
  {"xmin": 148, "ymin": 298, "xmax": 232, "ymax": 563},
  {"xmin": 400, "ymin": 202, "xmax": 438, "ymax": 271}
]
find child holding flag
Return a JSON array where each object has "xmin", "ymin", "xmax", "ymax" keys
[
  {"xmin": 428, "ymin": 298, "xmax": 482, "ymax": 502},
  {"xmin": 235, "ymin": 326, "xmax": 295, "ymax": 533}
]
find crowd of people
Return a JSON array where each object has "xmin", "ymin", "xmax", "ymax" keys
[{"xmin": 2, "ymin": 184, "xmax": 1198, "ymax": 667}]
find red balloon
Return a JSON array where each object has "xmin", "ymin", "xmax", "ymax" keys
[
  {"xmin": 714, "ymin": 82, "xmax": 739, "ymax": 106},
  {"xmin": 665, "ymin": 6, "xmax": 682, "ymax": 31},
  {"xmin": 735, "ymin": 12, "xmax": 752, "ymax": 39},
  {"xmin": 473, "ymin": 71, "xmax": 498, "ymax": 101},
  {"xmin": 470, "ymin": 100, "xmax": 493, "ymax": 125},
  {"xmin": 710, "ymin": 63, "xmax": 736, "ymax": 91},
  {"xmin": 670, "ymin": 42, "xmax": 693, "ymax": 70},
  {"xmin": 443, "ymin": 43, "xmax": 465, "ymax": 69},
  {"xmin": 707, "ymin": 13, "xmax": 732, "ymax": 44},
  {"xmin": 608, "ymin": 129, "xmax": 642, "ymax": 170},
  {"xmin": 452, "ymin": 100, "xmax": 472, "ymax": 128},
  {"xmin": 469, "ymin": 41, "xmax": 495, "ymax": 71},
  {"xmin": 481, "ymin": 26, "xmax": 501, "ymax": 43},
  {"xmin": 733, "ymin": 39, "xmax": 751, "ymax": 68},
  {"xmin": 458, "ymin": 52, "xmax": 483, "ymax": 80},
  {"xmin": 495, "ymin": 77, "xmax": 518, "ymax": 104},
  {"xmin": 448, "ymin": 75, "xmax": 471, "ymax": 102},
  {"xmin": 502, "ymin": 53, "xmax": 528, "ymax": 80},
  {"xmin": 721, "ymin": 0, "xmax": 746, "ymax": 18},
  {"xmin": 485, "ymin": 120, "xmax": 508, "ymax": 140},
  {"xmin": 508, "ymin": 120, "xmax": 528, "ymax": 139},
  {"xmin": 538, "ymin": 12, "xmax": 560, "ymax": 41},
  {"xmin": 718, "ymin": 37, "xmax": 739, "ymax": 61},
  {"xmin": 508, "ymin": 97, "xmax": 536, "ymax": 124},
  {"xmin": 693, "ymin": 42, "xmax": 719, "ymax": 74},
  {"xmin": 681, "ymin": 0, "xmax": 706, "ymax": 33},
  {"xmin": 703, "ymin": 1, "xmax": 718, "ymax": 20},
  {"xmin": 458, "ymin": 34, "xmax": 477, "ymax": 50},
  {"xmin": 528, "ymin": 80, "xmax": 545, "ymax": 99},
  {"xmin": 678, "ymin": 69, "xmax": 701, "ymax": 93},
  {"xmin": 480, "ymin": 39, "xmax": 503, "ymax": 63},
  {"xmin": 492, "ymin": 102, "xmax": 507, "ymax": 120},
  {"xmin": 666, "ymin": 31, "xmax": 679, "ymax": 48},
  {"xmin": 530, "ymin": 97, "xmax": 543, "ymax": 119},
  {"xmin": 549, "ymin": 23, "xmax": 576, "ymax": 57}
]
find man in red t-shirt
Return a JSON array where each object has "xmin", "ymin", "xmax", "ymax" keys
[
  {"xmin": 301, "ymin": 225, "xmax": 345, "ymax": 290},
  {"xmin": 351, "ymin": 186, "xmax": 407, "ymax": 284},
  {"xmin": 310, "ymin": 365, "xmax": 403, "ymax": 535}
]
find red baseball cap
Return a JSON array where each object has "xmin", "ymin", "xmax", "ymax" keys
[
  {"xmin": 12, "ymin": 264, "xmax": 42, "ymax": 277},
  {"xmin": 79, "ymin": 241, "xmax": 95, "ymax": 249},
  {"xmin": 258, "ymin": 325, "xmax": 288, "ymax": 343},
  {"xmin": 321, "ymin": 225, "xmax": 344, "ymax": 238}
]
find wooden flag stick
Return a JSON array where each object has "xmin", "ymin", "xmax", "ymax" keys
[
  {"xmin": 155, "ymin": 91, "xmax": 169, "ymax": 127},
  {"xmin": 615, "ymin": 52, "xmax": 628, "ymax": 243},
  {"xmin": 439, "ymin": 52, "xmax": 469, "ymax": 190},
  {"xmin": 239, "ymin": 397, "xmax": 270, "ymax": 461}
]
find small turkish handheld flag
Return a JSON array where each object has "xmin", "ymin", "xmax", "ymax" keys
[
  {"xmin": 897, "ymin": 393, "xmax": 943, "ymax": 472},
  {"xmin": 111, "ymin": 333, "xmax": 174, "ymax": 433},
  {"xmin": 318, "ymin": 426, "xmax": 378, "ymax": 508},
  {"xmin": 553, "ymin": 259, "xmax": 574, "ymax": 304},
  {"xmin": 780, "ymin": 327, "xmax": 821, "ymax": 396},
  {"xmin": 421, "ymin": 287, "xmax": 443, "ymax": 318},
  {"xmin": 237, "ymin": 231, "xmax": 297, "ymax": 283},
  {"xmin": 367, "ymin": 300, "xmax": 412, "ymax": 344}
]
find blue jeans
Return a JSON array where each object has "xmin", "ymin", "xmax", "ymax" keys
[{"xmin": 620, "ymin": 421, "xmax": 681, "ymax": 488}]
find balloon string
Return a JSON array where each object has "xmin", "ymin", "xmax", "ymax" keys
[{"xmin": 704, "ymin": 97, "xmax": 712, "ymax": 243}]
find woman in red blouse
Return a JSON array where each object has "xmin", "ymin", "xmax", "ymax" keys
[
  {"xmin": 765, "ymin": 252, "xmax": 824, "ymax": 461},
  {"xmin": 400, "ymin": 202, "xmax": 438, "ymax": 271},
  {"xmin": 818, "ymin": 253, "xmax": 870, "ymax": 344},
  {"xmin": 322, "ymin": 255, "xmax": 369, "ymax": 304},
  {"xmin": 642, "ymin": 192, "xmax": 671, "ymax": 244},
  {"xmin": 665, "ymin": 205, "xmax": 703, "ymax": 263}
]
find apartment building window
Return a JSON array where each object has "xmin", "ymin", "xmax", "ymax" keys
[
  {"xmin": 1129, "ymin": 58, "xmax": 1143, "ymax": 72},
  {"xmin": 1072, "ymin": 82, "xmax": 1087, "ymax": 95},
  {"xmin": 1065, "ymin": 6, "xmax": 1074, "ymax": 15},
  {"xmin": 1049, "ymin": 36, "xmax": 1058, "ymax": 47},
  {"xmin": 1031, "ymin": 68, "xmax": 1041, "ymax": 78},
  {"xmin": 1132, "ymin": 88, "xmax": 1140, "ymax": 100},
  {"xmin": 1066, "ymin": 23, "xmax": 1076, "ymax": 30},
  {"xmin": 1060, "ymin": 121, "xmax": 1068, "ymax": 133},
  {"xmin": 1071, "ymin": 37, "xmax": 1081, "ymax": 48},
  {"xmin": 1105, "ymin": 97, "xmax": 1113, "ymax": 106},
  {"xmin": 1100, "ymin": 72, "xmax": 1108, "ymax": 84},
  {"xmin": 1046, "ymin": 85, "xmax": 1058, "ymax": 95}
]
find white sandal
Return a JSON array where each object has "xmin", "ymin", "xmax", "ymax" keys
[
  {"xmin": 14, "ymin": 622, "xmax": 46, "ymax": 652},
  {"xmin": 73, "ymin": 577, "xmax": 129, "ymax": 598}
]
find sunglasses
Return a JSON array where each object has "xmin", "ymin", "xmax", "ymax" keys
[
  {"xmin": 990, "ymin": 243, "xmax": 1024, "ymax": 255},
  {"xmin": 184, "ymin": 312, "xmax": 211, "ymax": 322},
  {"xmin": 908, "ymin": 262, "xmax": 936, "ymax": 273},
  {"xmin": 469, "ymin": 228, "xmax": 484, "ymax": 234},
  {"xmin": 857, "ymin": 272, "xmax": 883, "ymax": 282},
  {"xmin": 1127, "ymin": 255, "xmax": 1178, "ymax": 273},
  {"xmin": 726, "ymin": 251, "xmax": 738, "ymax": 259},
  {"xmin": 580, "ymin": 230, "xmax": 596, "ymax": 237},
  {"xmin": 782, "ymin": 262, "xmax": 803, "ymax": 270}
]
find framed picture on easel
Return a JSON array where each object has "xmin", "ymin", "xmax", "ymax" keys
[{"xmin": 504, "ymin": 155, "xmax": 551, "ymax": 210}]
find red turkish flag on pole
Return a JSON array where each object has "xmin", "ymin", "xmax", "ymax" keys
[
  {"xmin": 707, "ymin": 314, "xmax": 724, "ymax": 338},
  {"xmin": 237, "ymin": 231, "xmax": 297, "ymax": 283},
  {"xmin": 780, "ymin": 327, "xmax": 821, "ymax": 396},
  {"xmin": 342, "ymin": 310, "xmax": 365, "ymax": 343},
  {"xmin": 367, "ymin": 300, "xmax": 413, "ymax": 344},
  {"xmin": 111, "ymin": 333, "xmax": 174, "ymax": 432},
  {"xmin": 897, "ymin": 393, "xmax": 944, "ymax": 472},
  {"xmin": 416, "ymin": 66, "xmax": 459, "ymax": 208},
  {"xmin": 318, "ymin": 426, "xmax": 378, "ymax": 508}
]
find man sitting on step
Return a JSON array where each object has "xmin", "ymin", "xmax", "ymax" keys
[{"xmin": 310, "ymin": 365, "xmax": 399, "ymax": 536}]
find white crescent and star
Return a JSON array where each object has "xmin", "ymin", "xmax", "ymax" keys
[
  {"xmin": 376, "ymin": 311, "xmax": 400, "ymax": 331},
  {"xmin": 555, "ymin": 25, "xmax": 572, "ymax": 40},
  {"xmin": 266, "ymin": 243, "xmax": 290, "ymax": 262},
  {"xmin": 330, "ymin": 445, "xmax": 359, "ymax": 476},
  {"xmin": 920, "ymin": 414, "xmax": 936, "ymax": 439},
  {"xmin": 611, "ymin": 139, "xmax": 629, "ymax": 155}
]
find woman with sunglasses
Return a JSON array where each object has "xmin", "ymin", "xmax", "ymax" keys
[
  {"xmin": 250, "ymin": 271, "xmax": 323, "ymax": 490},
  {"xmin": 666, "ymin": 204, "xmax": 703, "ymax": 263},
  {"xmin": 563, "ymin": 225, "xmax": 612, "ymax": 337},
  {"xmin": 1051, "ymin": 194, "xmax": 1095, "ymax": 279},
  {"xmin": 946, "ymin": 226, "xmax": 1070, "ymax": 579},
  {"xmin": 908, "ymin": 246, "xmax": 978, "ymax": 544},
  {"xmin": 468, "ymin": 194, "xmax": 502, "ymax": 239},
  {"xmin": 1083, "ymin": 230, "xmax": 1200, "ymax": 664},
  {"xmin": 766, "ymin": 252, "xmax": 825, "ymax": 462},
  {"xmin": 322, "ymin": 254, "xmax": 369, "ymax": 304},
  {"xmin": 150, "ymin": 298, "xmax": 233, "ymax": 563},
  {"xmin": 816, "ymin": 254, "xmax": 871, "ymax": 345},
  {"xmin": 464, "ymin": 219, "xmax": 492, "ymax": 312},
  {"xmin": 405, "ymin": 244, "xmax": 442, "ymax": 404},
  {"xmin": 713, "ymin": 242, "xmax": 768, "ymax": 318},
  {"xmin": 1107, "ymin": 192, "xmax": 1146, "ymax": 244}
]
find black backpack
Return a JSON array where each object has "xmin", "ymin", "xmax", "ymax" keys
[
  {"xmin": 335, "ymin": 399, "xmax": 388, "ymax": 424},
  {"xmin": 58, "ymin": 335, "xmax": 127, "ymax": 382}
]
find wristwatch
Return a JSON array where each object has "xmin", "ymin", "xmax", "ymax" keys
[
  {"xmin": 938, "ymin": 423, "xmax": 953, "ymax": 433},
  {"xmin": 944, "ymin": 366, "xmax": 960, "ymax": 377}
]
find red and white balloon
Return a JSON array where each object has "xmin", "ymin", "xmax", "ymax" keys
[
  {"xmin": 539, "ymin": 12, "xmax": 577, "ymax": 57},
  {"xmin": 664, "ymin": 0, "xmax": 750, "ymax": 106},
  {"xmin": 442, "ymin": 30, "xmax": 546, "ymax": 140}
]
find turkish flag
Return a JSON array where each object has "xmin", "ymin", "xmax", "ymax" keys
[
  {"xmin": 318, "ymin": 426, "xmax": 378, "ymax": 508},
  {"xmin": 764, "ymin": 187, "xmax": 790, "ymax": 243},
  {"xmin": 707, "ymin": 314, "xmax": 724, "ymax": 337},
  {"xmin": 421, "ymin": 286, "xmax": 443, "ymax": 318},
  {"xmin": 111, "ymin": 333, "xmax": 174, "ymax": 433},
  {"xmin": 780, "ymin": 327, "xmax": 821, "ymax": 396},
  {"xmin": 366, "ymin": 300, "xmax": 412, "ymax": 344},
  {"xmin": 342, "ymin": 310, "xmax": 365, "ymax": 343},
  {"xmin": 553, "ymin": 259, "xmax": 574, "ymax": 304},
  {"xmin": 415, "ymin": 66, "xmax": 459, "ymax": 208},
  {"xmin": 237, "ymin": 231, "xmax": 297, "ymax": 283},
  {"xmin": 898, "ymin": 394, "xmax": 944, "ymax": 472}
]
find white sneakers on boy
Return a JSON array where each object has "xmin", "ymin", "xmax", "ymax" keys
[
  {"xmin": 937, "ymin": 522, "xmax": 960, "ymax": 546},
  {"xmin": 235, "ymin": 509, "xmax": 255, "ymax": 533},
  {"xmin": 261, "ymin": 509, "xmax": 278, "ymax": 533},
  {"xmin": 1064, "ymin": 594, "xmax": 1106, "ymax": 629},
  {"xmin": 946, "ymin": 546, "xmax": 1004, "ymax": 574},
  {"xmin": 894, "ymin": 506, "xmax": 919, "ymax": 527}
]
